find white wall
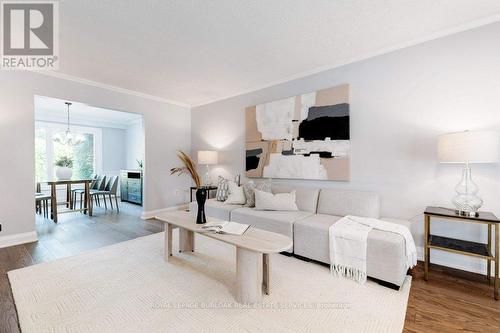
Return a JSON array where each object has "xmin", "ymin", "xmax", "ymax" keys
[
  {"xmin": 0, "ymin": 71, "xmax": 191, "ymax": 243},
  {"xmin": 191, "ymin": 22, "xmax": 500, "ymax": 274},
  {"xmin": 125, "ymin": 120, "xmax": 144, "ymax": 170},
  {"xmin": 102, "ymin": 127, "xmax": 127, "ymax": 174}
]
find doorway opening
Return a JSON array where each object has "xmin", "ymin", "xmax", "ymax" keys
[{"xmin": 34, "ymin": 95, "xmax": 146, "ymax": 234}]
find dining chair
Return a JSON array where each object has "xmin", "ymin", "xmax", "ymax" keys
[
  {"xmin": 35, "ymin": 182, "xmax": 42, "ymax": 213},
  {"xmin": 93, "ymin": 175, "xmax": 107, "ymax": 207},
  {"xmin": 35, "ymin": 182, "xmax": 51, "ymax": 218},
  {"xmin": 35, "ymin": 193, "xmax": 51, "ymax": 218},
  {"xmin": 91, "ymin": 176, "xmax": 120, "ymax": 213},
  {"xmin": 73, "ymin": 175, "xmax": 106, "ymax": 210}
]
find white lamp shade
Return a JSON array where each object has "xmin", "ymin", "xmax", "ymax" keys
[
  {"xmin": 197, "ymin": 150, "xmax": 218, "ymax": 165},
  {"xmin": 438, "ymin": 130, "xmax": 500, "ymax": 163}
]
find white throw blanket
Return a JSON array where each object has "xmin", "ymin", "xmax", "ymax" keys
[{"xmin": 329, "ymin": 215, "xmax": 417, "ymax": 284}]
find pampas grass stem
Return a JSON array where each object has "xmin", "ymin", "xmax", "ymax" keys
[{"xmin": 170, "ymin": 150, "xmax": 202, "ymax": 188}]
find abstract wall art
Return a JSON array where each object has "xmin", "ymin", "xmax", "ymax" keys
[{"xmin": 245, "ymin": 84, "xmax": 350, "ymax": 181}]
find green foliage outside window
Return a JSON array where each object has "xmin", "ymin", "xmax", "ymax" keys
[
  {"xmin": 36, "ymin": 127, "xmax": 96, "ymax": 181},
  {"xmin": 35, "ymin": 128, "xmax": 47, "ymax": 182},
  {"xmin": 73, "ymin": 133, "xmax": 94, "ymax": 179}
]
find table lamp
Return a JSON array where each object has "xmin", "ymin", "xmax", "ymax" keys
[
  {"xmin": 197, "ymin": 150, "xmax": 218, "ymax": 186},
  {"xmin": 438, "ymin": 130, "xmax": 499, "ymax": 216}
]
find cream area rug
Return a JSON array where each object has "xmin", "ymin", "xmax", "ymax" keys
[{"xmin": 9, "ymin": 231, "xmax": 411, "ymax": 333}]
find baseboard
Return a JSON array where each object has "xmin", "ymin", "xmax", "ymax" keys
[
  {"xmin": 416, "ymin": 246, "xmax": 488, "ymax": 275},
  {"xmin": 141, "ymin": 204, "xmax": 188, "ymax": 220},
  {"xmin": 0, "ymin": 231, "xmax": 38, "ymax": 249}
]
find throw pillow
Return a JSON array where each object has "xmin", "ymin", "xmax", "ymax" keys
[
  {"xmin": 225, "ymin": 181, "xmax": 247, "ymax": 205},
  {"xmin": 258, "ymin": 179, "xmax": 272, "ymax": 193},
  {"xmin": 242, "ymin": 181, "xmax": 256, "ymax": 206},
  {"xmin": 215, "ymin": 176, "xmax": 230, "ymax": 201},
  {"xmin": 254, "ymin": 189, "xmax": 298, "ymax": 211},
  {"xmin": 242, "ymin": 180, "xmax": 272, "ymax": 207}
]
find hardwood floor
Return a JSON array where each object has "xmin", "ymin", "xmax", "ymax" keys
[
  {"xmin": 1, "ymin": 206, "xmax": 499, "ymax": 332},
  {"xmin": 405, "ymin": 263, "xmax": 500, "ymax": 332}
]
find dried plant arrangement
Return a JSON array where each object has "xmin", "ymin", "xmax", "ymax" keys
[{"xmin": 170, "ymin": 150, "xmax": 202, "ymax": 188}]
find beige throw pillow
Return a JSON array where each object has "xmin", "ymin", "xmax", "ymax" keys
[{"xmin": 254, "ymin": 189, "xmax": 298, "ymax": 211}]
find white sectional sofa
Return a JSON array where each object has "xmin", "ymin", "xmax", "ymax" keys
[{"xmin": 189, "ymin": 185, "xmax": 412, "ymax": 288}]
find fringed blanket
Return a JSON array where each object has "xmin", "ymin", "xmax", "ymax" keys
[{"xmin": 329, "ymin": 215, "xmax": 417, "ymax": 284}]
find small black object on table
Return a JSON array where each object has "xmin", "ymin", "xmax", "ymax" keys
[{"xmin": 424, "ymin": 206, "xmax": 499, "ymax": 300}]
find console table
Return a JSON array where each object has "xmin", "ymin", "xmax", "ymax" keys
[{"xmin": 424, "ymin": 206, "xmax": 499, "ymax": 299}]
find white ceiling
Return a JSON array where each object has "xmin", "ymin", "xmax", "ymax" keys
[
  {"xmin": 52, "ymin": 0, "xmax": 500, "ymax": 106},
  {"xmin": 35, "ymin": 96, "xmax": 142, "ymax": 129}
]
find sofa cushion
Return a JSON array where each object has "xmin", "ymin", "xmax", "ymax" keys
[
  {"xmin": 189, "ymin": 199, "xmax": 243, "ymax": 221},
  {"xmin": 317, "ymin": 189, "xmax": 380, "ymax": 218},
  {"xmin": 230, "ymin": 207, "xmax": 313, "ymax": 252},
  {"xmin": 294, "ymin": 214, "xmax": 408, "ymax": 286},
  {"xmin": 293, "ymin": 214, "xmax": 341, "ymax": 262},
  {"xmin": 271, "ymin": 185, "xmax": 319, "ymax": 213}
]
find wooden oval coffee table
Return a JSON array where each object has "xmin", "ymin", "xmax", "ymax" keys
[{"xmin": 155, "ymin": 210, "xmax": 293, "ymax": 303}]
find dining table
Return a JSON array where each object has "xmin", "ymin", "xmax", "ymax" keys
[{"xmin": 46, "ymin": 179, "xmax": 93, "ymax": 223}]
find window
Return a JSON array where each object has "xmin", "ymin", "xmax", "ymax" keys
[
  {"xmin": 35, "ymin": 122, "xmax": 102, "ymax": 182},
  {"xmin": 35, "ymin": 128, "xmax": 48, "ymax": 182}
]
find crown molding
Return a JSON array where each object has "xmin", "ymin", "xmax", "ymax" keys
[
  {"xmin": 192, "ymin": 14, "xmax": 500, "ymax": 108},
  {"xmin": 125, "ymin": 117, "xmax": 144, "ymax": 127},
  {"xmin": 35, "ymin": 114, "xmax": 134, "ymax": 130},
  {"xmin": 34, "ymin": 71, "xmax": 192, "ymax": 108}
]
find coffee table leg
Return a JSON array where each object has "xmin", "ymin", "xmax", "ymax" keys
[
  {"xmin": 263, "ymin": 253, "xmax": 270, "ymax": 295},
  {"xmin": 179, "ymin": 228, "xmax": 195, "ymax": 252},
  {"xmin": 164, "ymin": 223, "xmax": 173, "ymax": 261},
  {"xmin": 236, "ymin": 248, "xmax": 263, "ymax": 303}
]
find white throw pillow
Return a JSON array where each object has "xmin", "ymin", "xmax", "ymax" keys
[
  {"xmin": 254, "ymin": 189, "xmax": 298, "ymax": 211},
  {"xmin": 224, "ymin": 181, "xmax": 246, "ymax": 205}
]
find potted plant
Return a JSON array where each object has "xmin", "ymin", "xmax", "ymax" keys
[
  {"xmin": 55, "ymin": 156, "xmax": 73, "ymax": 180},
  {"xmin": 136, "ymin": 158, "xmax": 144, "ymax": 170},
  {"xmin": 170, "ymin": 150, "xmax": 206, "ymax": 224}
]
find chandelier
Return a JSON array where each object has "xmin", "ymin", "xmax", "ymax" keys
[{"xmin": 53, "ymin": 102, "xmax": 85, "ymax": 146}]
